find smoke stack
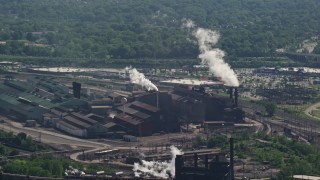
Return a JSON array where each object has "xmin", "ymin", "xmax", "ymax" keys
[
  {"xmin": 175, "ymin": 155, "xmax": 183, "ymax": 180},
  {"xmin": 230, "ymin": 138, "xmax": 234, "ymax": 180},
  {"xmin": 156, "ymin": 91, "xmax": 159, "ymax": 108},
  {"xmin": 72, "ymin": 82, "xmax": 81, "ymax": 99},
  {"xmin": 234, "ymin": 88, "xmax": 238, "ymax": 107},
  {"xmin": 229, "ymin": 87, "xmax": 233, "ymax": 99},
  {"xmin": 121, "ymin": 97, "xmax": 127, "ymax": 114}
]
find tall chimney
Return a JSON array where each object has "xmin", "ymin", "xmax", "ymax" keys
[
  {"xmin": 72, "ymin": 82, "xmax": 81, "ymax": 99},
  {"xmin": 156, "ymin": 91, "xmax": 159, "ymax": 108},
  {"xmin": 234, "ymin": 88, "xmax": 239, "ymax": 107},
  {"xmin": 229, "ymin": 87, "xmax": 233, "ymax": 99},
  {"xmin": 230, "ymin": 138, "xmax": 234, "ymax": 180},
  {"xmin": 175, "ymin": 155, "xmax": 183, "ymax": 180}
]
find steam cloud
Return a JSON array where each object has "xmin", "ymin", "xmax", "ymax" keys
[
  {"xmin": 108, "ymin": 112, "xmax": 117, "ymax": 119},
  {"xmin": 182, "ymin": 18, "xmax": 195, "ymax": 29},
  {"xmin": 182, "ymin": 20, "xmax": 239, "ymax": 87},
  {"xmin": 126, "ymin": 67, "xmax": 158, "ymax": 91},
  {"xmin": 133, "ymin": 146, "xmax": 183, "ymax": 179}
]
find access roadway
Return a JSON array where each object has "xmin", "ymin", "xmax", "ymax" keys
[{"xmin": 304, "ymin": 101, "xmax": 320, "ymax": 120}]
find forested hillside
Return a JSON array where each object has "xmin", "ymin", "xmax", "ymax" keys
[{"xmin": 0, "ymin": 0, "xmax": 320, "ymax": 62}]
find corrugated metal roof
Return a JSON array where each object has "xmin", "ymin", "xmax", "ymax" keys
[
  {"xmin": 51, "ymin": 109, "xmax": 68, "ymax": 117},
  {"xmin": 0, "ymin": 94, "xmax": 19, "ymax": 105},
  {"xmin": 58, "ymin": 120, "xmax": 81, "ymax": 130},
  {"xmin": 115, "ymin": 113, "xmax": 143, "ymax": 126},
  {"xmin": 117, "ymin": 105, "xmax": 150, "ymax": 119},
  {"xmin": 132, "ymin": 111, "xmax": 150, "ymax": 119},
  {"xmin": 19, "ymin": 92, "xmax": 57, "ymax": 109},
  {"xmin": 64, "ymin": 116, "xmax": 91, "ymax": 129},
  {"xmin": 131, "ymin": 101, "xmax": 159, "ymax": 113},
  {"xmin": 85, "ymin": 113, "xmax": 105, "ymax": 123},
  {"xmin": 43, "ymin": 112, "xmax": 58, "ymax": 118},
  {"xmin": 0, "ymin": 83, "xmax": 23, "ymax": 95},
  {"xmin": 71, "ymin": 112, "xmax": 97, "ymax": 125},
  {"xmin": 103, "ymin": 122, "xmax": 117, "ymax": 129}
]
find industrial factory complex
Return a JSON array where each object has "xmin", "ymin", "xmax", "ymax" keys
[
  {"xmin": 0, "ymin": 68, "xmax": 245, "ymax": 139},
  {"xmin": 1, "ymin": 62, "xmax": 320, "ymax": 180}
]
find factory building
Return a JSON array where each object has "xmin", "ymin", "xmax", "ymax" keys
[
  {"xmin": 113, "ymin": 113, "xmax": 151, "ymax": 136},
  {"xmin": 135, "ymin": 92, "xmax": 180, "ymax": 132},
  {"xmin": 204, "ymin": 95, "xmax": 233, "ymax": 121},
  {"xmin": 59, "ymin": 98, "xmax": 89, "ymax": 110},
  {"xmin": 169, "ymin": 86, "xmax": 244, "ymax": 124},
  {"xmin": 0, "ymin": 80, "xmax": 59, "ymax": 120},
  {"xmin": 89, "ymin": 98, "xmax": 113, "ymax": 116},
  {"xmin": 42, "ymin": 107, "xmax": 70, "ymax": 127},
  {"xmin": 170, "ymin": 87, "xmax": 206, "ymax": 123},
  {"xmin": 27, "ymin": 76, "xmax": 69, "ymax": 95},
  {"xmin": 113, "ymin": 101, "xmax": 161, "ymax": 136},
  {"xmin": 108, "ymin": 92, "xmax": 128, "ymax": 104},
  {"xmin": 0, "ymin": 93, "xmax": 50, "ymax": 120},
  {"xmin": 0, "ymin": 79, "xmax": 90, "ymax": 123},
  {"xmin": 56, "ymin": 111, "xmax": 120, "ymax": 138}
]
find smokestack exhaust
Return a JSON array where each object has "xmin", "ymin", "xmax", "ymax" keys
[{"xmin": 234, "ymin": 88, "xmax": 238, "ymax": 107}]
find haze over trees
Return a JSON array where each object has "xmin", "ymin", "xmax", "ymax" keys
[{"xmin": 0, "ymin": 0, "xmax": 320, "ymax": 64}]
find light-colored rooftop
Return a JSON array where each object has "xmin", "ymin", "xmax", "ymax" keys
[{"xmin": 161, "ymin": 79, "xmax": 224, "ymax": 86}]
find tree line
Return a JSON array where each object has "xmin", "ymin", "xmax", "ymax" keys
[{"xmin": 0, "ymin": 0, "xmax": 319, "ymax": 63}]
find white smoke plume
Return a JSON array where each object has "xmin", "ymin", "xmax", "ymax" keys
[
  {"xmin": 108, "ymin": 111, "xmax": 117, "ymax": 119},
  {"xmin": 181, "ymin": 18, "xmax": 195, "ymax": 29},
  {"xmin": 133, "ymin": 146, "xmax": 183, "ymax": 179},
  {"xmin": 126, "ymin": 67, "xmax": 158, "ymax": 91},
  {"xmin": 183, "ymin": 20, "xmax": 239, "ymax": 87}
]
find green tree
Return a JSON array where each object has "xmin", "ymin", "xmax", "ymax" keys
[{"xmin": 264, "ymin": 102, "xmax": 276, "ymax": 116}]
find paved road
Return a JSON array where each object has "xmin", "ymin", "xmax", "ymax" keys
[
  {"xmin": 0, "ymin": 117, "xmax": 112, "ymax": 162},
  {"xmin": 304, "ymin": 102, "xmax": 320, "ymax": 120},
  {"xmin": 0, "ymin": 118, "xmax": 170, "ymax": 163},
  {"xmin": 1, "ymin": 120, "xmax": 108, "ymax": 148}
]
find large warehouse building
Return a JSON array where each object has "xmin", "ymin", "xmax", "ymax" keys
[{"xmin": 0, "ymin": 79, "xmax": 88, "ymax": 121}]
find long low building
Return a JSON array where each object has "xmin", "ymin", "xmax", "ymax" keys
[
  {"xmin": 0, "ymin": 93, "xmax": 52, "ymax": 120},
  {"xmin": 48, "ymin": 108, "xmax": 122, "ymax": 138},
  {"xmin": 0, "ymin": 79, "xmax": 88, "ymax": 121}
]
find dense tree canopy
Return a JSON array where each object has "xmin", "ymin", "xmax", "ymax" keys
[{"xmin": 0, "ymin": 0, "xmax": 319, "ymax": 61}]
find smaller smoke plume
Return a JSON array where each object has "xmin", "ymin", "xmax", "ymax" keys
[
  {"xmin": 133, "ymin": 146, "xmax": 183, "ymax": 179},
  {"xmin": 126, "ymin": 67, "xmax": 158, "ymax": 91},
  {"xmin": 108, "ymin": 112, "xmax": 117, "ymax": 119},
  {"xmin": 182, "ymin": 18, "xmax": 195, "ymax": 29}
]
